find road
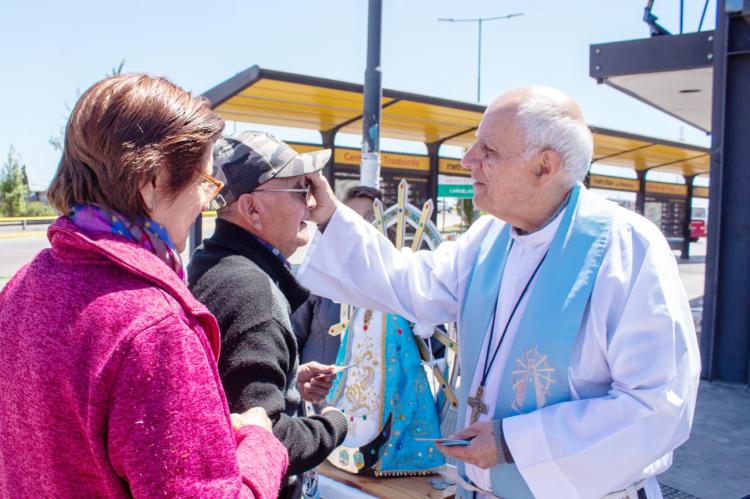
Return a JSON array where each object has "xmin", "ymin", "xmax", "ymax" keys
[
  {"xmin": 0, "ymin": 229, "xmax": 52, "ymax": 282},
  {"xmin": 2, "ymin": 222, "xmax": 705, "ymax": 293}
]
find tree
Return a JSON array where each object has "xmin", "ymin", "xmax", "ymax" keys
[
  {"xmin": 49, "ymin": 59, "xmax": 126, "ymax": 152},
  {"xmin": 21, "ymin": 165, "xmax": 29, "ymax": 192},
  {"xmin": 456, "ymin": 198, "xmax": 478, "ymax": 230},
  {"xmin": 0, "ymin": 145, "xmax": 28, "ymax": 217}
]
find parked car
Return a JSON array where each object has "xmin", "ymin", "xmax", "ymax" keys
[{"xmin": 690, "ymin": 207, "xmax": 708, "ymax": 242}]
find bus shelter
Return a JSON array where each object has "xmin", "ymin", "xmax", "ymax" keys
[{"xmin": 194, "ymin": 65, "xmax": 710, "ymax": 259}]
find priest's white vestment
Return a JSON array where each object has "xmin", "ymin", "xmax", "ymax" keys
[{"xmin": 297, "ymin": 187, "xmax": 701, "ymax": 499}]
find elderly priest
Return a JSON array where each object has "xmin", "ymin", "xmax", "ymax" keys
[{"xmin": 298, "ymin": 87, "xmax": 701, "ymax": 499}]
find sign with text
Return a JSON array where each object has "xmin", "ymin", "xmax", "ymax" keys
[
  {"xmin": 438, "ymin": 175, "xmax": 473, "ymax": 198},
  {"xmin": 439, "ymin": 158, "xmax": 470, "ymax": 176},
  {"xmin": 334, "ymin": 148, "xmax": 429, "ymax": 172}
]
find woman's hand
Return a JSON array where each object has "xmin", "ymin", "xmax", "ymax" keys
[{"xmin": 230, "ymin": 407, "xmax": 273, "ymax": 433}]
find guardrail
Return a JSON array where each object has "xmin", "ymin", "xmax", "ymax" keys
[
  {"xmin": 0, "ymin": 216, "xmax": 58, "ymax": 230},
  {"xmin": 1, "ymin": 211, "xmax": 220, "ymax": 232}
]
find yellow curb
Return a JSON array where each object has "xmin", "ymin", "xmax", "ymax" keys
[{"xmin": 0, "ymin": 231, "xmax": 48, "ymax": 240}]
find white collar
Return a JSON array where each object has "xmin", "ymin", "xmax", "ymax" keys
[
  {"xmin": 510, "ymin": 208, "xmax": 565, "ymax": 247},
  {"xmin": 509, "ymin": 189, "xmax": 573, "ymax": 247}
]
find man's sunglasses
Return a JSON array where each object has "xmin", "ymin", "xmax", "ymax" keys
[{"xmin": 253, "ymin": 184, "xmax": 312, "ymax": 203}]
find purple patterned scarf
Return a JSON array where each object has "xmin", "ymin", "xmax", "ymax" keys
[{"xmin": 70, "ymin": 204, "xmax": 186, "ymax": 281}]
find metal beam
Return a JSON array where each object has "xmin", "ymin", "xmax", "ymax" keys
[
  {"xmin": 202, "ymin": 65, "xmax": 262, "ymax": 107},
  {"xmin": 644, "ymin": 153, "xmax": 711, "ymax": 172},
  {"xmin": 590, "ymin": 31, "xmax": 714, "ymax": 80},
  {"xmin": 589, "ymin": 125, "xmax": 708, "ymax": 154},
  {"xmin": 701, "ymin": 1, "xmax": 750, "ymax": 384},
  {"xmin": 591, "ymin": 143, "xmax": 657, "ymax": 163}
]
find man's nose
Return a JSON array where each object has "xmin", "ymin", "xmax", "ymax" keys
[
  {"xmin": 306, "ymin": 193, "xmax": 317, "ymax": 211},
  {"xmin": 461, "ymin": 144, "xmax": 479, "ymax": 171}
]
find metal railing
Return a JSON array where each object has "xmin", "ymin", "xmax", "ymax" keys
[
  {"xmin": 1, "ymin": 212, "xmax": 220, "ymax": 233},
  {"xmin": 0, "ymin": 216, "xmax": 58, "ymax": 230}
]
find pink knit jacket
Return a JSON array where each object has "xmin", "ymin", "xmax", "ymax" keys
[{"xmin": 0, "ymin": 218, "xmax": 288, "ymax": 498}]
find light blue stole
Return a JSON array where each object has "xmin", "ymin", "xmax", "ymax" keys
[{"xmin": 456, "ymin": 185, "xmax": 615, "ymax": 498}]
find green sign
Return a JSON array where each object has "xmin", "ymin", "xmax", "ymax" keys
[{"xmin": 438, "ymin": 184, "xmax": 474, "ymax": 198}]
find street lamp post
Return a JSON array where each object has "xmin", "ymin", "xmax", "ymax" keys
[
  {"xmin": 438, "ymin": 13, "xmax": 523, "ymax": 102},
  {"xmin": 361, "ymin": 0, "xmax": 383, "ymax": 189}
]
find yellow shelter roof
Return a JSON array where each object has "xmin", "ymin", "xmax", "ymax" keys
[{"xmin": 204, "ymin": 66, "xmax": 709, "ymax": 178}]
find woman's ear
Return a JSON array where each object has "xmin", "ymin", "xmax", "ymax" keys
[{"xmin": 139, "ymin": 177, "xmax": 157, "ymax": 213}]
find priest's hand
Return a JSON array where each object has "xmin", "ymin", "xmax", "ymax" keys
[
  {"xmin": 306, "ymin": 172, "xmax": 339, "ymax": 227},
  {"xmin": 297, "ymin": 361, "xmax": 336, "ymax": 402},
  {"xmin": 436, "ymin": 420, "xmax": 510, "ymax": 469}
]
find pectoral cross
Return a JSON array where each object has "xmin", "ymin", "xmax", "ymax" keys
[{"xmin": 467, "ymin": 385, "xmax": 489, "ymax": 424}]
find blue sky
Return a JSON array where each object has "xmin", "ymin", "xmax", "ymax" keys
[{"xmin": 1, "ymin": 0, "xmax": 715, "ymax": 190}]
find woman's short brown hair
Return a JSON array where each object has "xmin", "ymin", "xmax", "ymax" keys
[{"xmin": 48, "ymin": 73, "xmax": 224, "ymax": 220}]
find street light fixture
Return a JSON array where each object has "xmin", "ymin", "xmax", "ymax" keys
[{"xmin": 438, "ymin": 13, "xmax": 524, "ymax": 102}]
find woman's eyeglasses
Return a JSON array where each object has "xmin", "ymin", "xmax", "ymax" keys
[{"xmin": 197, "ymin": 170, "xmax": 226, "ymax": 208}]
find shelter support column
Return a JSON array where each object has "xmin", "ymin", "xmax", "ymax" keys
[
  {"xmin": 701, "ymin": 1, "xmax": 750, "ymax": 384},
  {"xmin": 636, "ymin": 170, "xmax": 647, "ymax": 215},
  {"xmin": 426, "ymin": 142, "xmax": 442, "ymax": 223},
  {"xmin": 320, "ymin": 130, "xmax": 338, "ymax": 186},
  {"xmin": 681, "ymin": 175, "xmax": 695, "ymax": 260}
]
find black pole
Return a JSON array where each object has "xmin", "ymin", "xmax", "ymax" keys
[
  {"xmin": 680, "ymin": 0, "xmax": 684, "ymax": 34},
  {"xmin": 681, "ymin": 175, "xmax": 695, "ymax": 260},
  {"xmin": 361, "ymin": 0, "xmax": 383, "ymax": 189},
  {"xmin": 426, "ymin": 142, "xmax": 441, "ymax": 224},
  {"xmin": 698, "ymin": 0, "xmax": 710, "ymax": 31},
  {"xmin": 320, "ymin": 130, "xmax": 338, "ymax": 187},
  {"xmin": 701, "ymin": 0, "xmax": 750, "ymax": 384},
  {"xmin": 190, "ymin": 215, "xmax": 202, "ymax": 256},
  {"xmin": 636, "ymin": 169, "xmax": 647, "ymax": 215}
]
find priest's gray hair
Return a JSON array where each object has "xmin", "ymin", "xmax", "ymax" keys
[{"xmin": 516, "ymin": 97, "xmax": 593, "ymax": 186}]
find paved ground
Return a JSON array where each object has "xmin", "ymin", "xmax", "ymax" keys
[
  {"xmin": 660, "ymin": 381, "xmax": 750, "ymax": 499},
  {"xmin": 1, "ymin": 232, "xmax": 747, "ymax": 498}
]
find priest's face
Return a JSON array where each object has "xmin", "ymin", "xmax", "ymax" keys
[{"xmin": 461, "ymin": 105, "xmax": 540, "ymax": 221}]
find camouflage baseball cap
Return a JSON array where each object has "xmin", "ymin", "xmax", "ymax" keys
[{"xmin": 212, "ymin": 130, "xmax": 331, "ymax": 207}]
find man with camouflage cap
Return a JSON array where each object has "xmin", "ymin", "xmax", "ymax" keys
[{"xmin": 188, "ymin": 131, "xmax": 348, "ymax": 499}]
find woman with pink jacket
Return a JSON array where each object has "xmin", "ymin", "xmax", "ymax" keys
[{"xmin": 0, "ymin": 74, "xmax": 288, "ymax": 497}]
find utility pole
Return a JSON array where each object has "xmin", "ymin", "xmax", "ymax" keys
[
  {"xmin": 439, "ymin": 13, "xmax": 523, "ymax": 102},
  {"xmin": 361, "ymin": 0, "xmax": 383, "ymax": 189}
]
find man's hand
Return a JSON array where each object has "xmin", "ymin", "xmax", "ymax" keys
[
  {"xmin": 306, "ymin": 172, "xmax": 339, "ymax": 226},
  {"xmin": 297, "ymin": 361, "xmax": 336, "ymax": 402},
  {"xmin": 230, "ymin": 406, "xmax": 273, "ymax": 433},
  {"xmin": 435, "ymin": 421, "xmax": 507, "ymax": 469}
]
